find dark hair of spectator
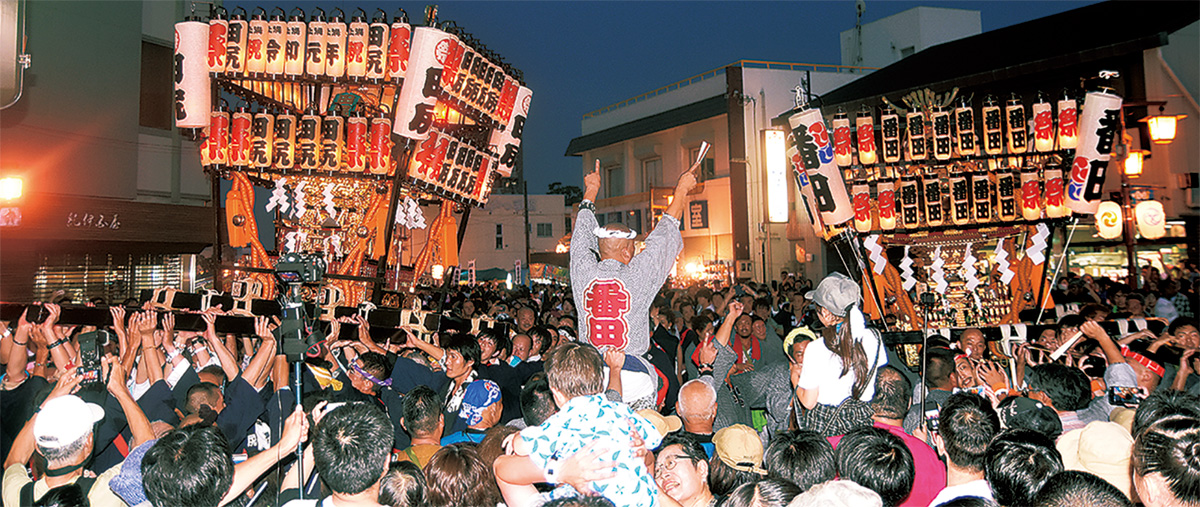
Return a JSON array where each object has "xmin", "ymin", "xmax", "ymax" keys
[
  {"xmin": 540, "ymin": 496, "xmax": 616, "ymax": 507},
  {"xmin": 1126, "ymin": 293, "xmax": 1145, "ymax": 305},
  {"xmin": 358, "ymin": 351, "xmax": 391, "ymax": 381},
  {"xmin": 184, "ymin": 382, "xmax": 222, "ymax": 416},
  {"xmin": 532, "ymin": 326, "xmax": 556, "ymax": 356},
  {"xmin": 1132, "ymin": 415, "xmax": 1200, "ymax": 505},
  {"xmin": 378, "ymin": 461, "xmax": 426, "ymax": 507},
  {"xmin": 423, "ymin": 444, "xmax": 502, "ymax": 507},
  {"xmin": 475, "ymin": 425, "xmax": 519, "ymax": 471},
  {"xmin": 402, "ymin": 385, "xmax": 443, "ymax": 436},
  {"xmin": 984, "ymin": 428, "xmax": 1064, "ymax": 507},
  {"xmin": 543, "ymin": 342, "xmax": 604, "ymax": 398},
  {"xmin": 690, "ymin": 315, "xmax": 712, "ymax": 335},
  {"xmin": 481, "ymin": 329, "xmax": 512, "ymax": 358},
  {"xmin": 871, "ymin": 366, "xmax": 913, "ymax": 420},
  {"xmin": 939, "ymin": 498, "xmax": 1000, "ymax": 507},
  {"xmin": 1134, "ymin": 390, "xmax": 1200, "ymax": 437},
  {"xmin": 658, "ymin": 432, "xmax": 709, "ymax": 463},
  {"xmin": 938, "ymin": 392, "xmax": 1001, "ymax": 473},
  {"xmin": 763, "ymin": 430, "xmax": 836, "ymax": 491},
  {"xmin": 753, "ymin": 298, "xmax": 772, "ymax": 312},
  {"xmin": 1168, "ymin": 317, "xmax": 1200, "ymax": 337},
  {"xmin": 924, "ymin": 347, "xmax": 958, "ymax": 390},
  {"xmin": 835, "ymin": 426, "xmax": 915, "ymax": 507},
  {"xmin": 707, "ymin": 454, "xmax": 760, "ymax": 497},
  {"xmin": 1078, "ymin": 304, "xmax": 1110, "ymax": 321},
  {"xmin": 996, "ymin": 396, "xmax": 1063, "ymax": 441},
  {"xmin": 520, "ymin": 375, "xmax": 557, "ymax": 427},
  {"xmin": 313, "ymin": 403, "xmax": 394, "ymax": 495},
  {"xmin": 442, "ymin": 333, "xmax": 481, "ymax": 369},
  {"xmin": 141, "ymin": 425, "xmax": 233, "ymax": 507},
  {"xmin": 33, "ymin": 484, "xmax": 89, "ymax": 507},
  {"xmin": 1057, "ymin": 314, "xmax": 1087, "ymax": 330},
  {"xmin": 198, "ymin": 365, "xmax": 227, "ymax": 385},
  {"xmin": 1026, "ymin": 364, "xmax": 1092, "ymax": 411},
  {"xmin": 723, "ymin": 478, "xmax": 801, "ymax": 507},
  {"xmin": 1033, "ymin": 470, "xmax": 1131, "ymax": 507}
]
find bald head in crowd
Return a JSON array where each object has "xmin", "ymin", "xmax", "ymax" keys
[
  {"xmin": 597, "ymin": 223, "xmax": 636, "ymax": 265},
  {"xmin": 677, "ymin": 379, "xmax": 717, "ymax": 434}
]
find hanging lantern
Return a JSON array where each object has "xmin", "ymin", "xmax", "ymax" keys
[
  {"xmin": 345, "ymin": 111, "xmax": 368, "ymax": 172},
  {"xmin": 345, "ymin": 9, "xmax": 369, "ymax": 80},
  {"xmin": 229, "ymin": 104, "xmax": 252, "ymax": 168},
  {"xmin": 880, "ymin": 105, "xmax": 902, "ymax": 163},
  {"xmin": 785, "ymin": 107, "xmax": 855, "ymax": 226},
  {"xmin": 367, "ymin": 109, "xmax": 393, "ymax": 175},
  {"xmin": 392, "ymin": 26, "xmax": 451, "ymax": 141},
  {"xmin": 832, "ymin": 109, "xmax": 853, "ymax": 167},
  {"xmin": 1020, "ymin": 167, "xmax": 1042, "ymax": 220},
  {"xmin": 1096, "ymin": 201, "xmax": 1123, "ymax": 239},
  {"xmin": 265, "ymin": 8, "xmax": 286, "ymax": 76},
  {"xmin": 851, "ymin": 180, "xmax": 872, "ymax": 232},
  {"xmin": 971, "ymin": 170, "xmax": 991, "ymax": 222},
  {"xmin": 954, "ymin": 98, "xmax": 977, "ymax": 157},
  {"xmin": 201, "ymin": 104, "xmax": 230, "ymax": 167},
  {"xmin": 996, "ymin": 167, "xmax": 1018, "ymax": 221},
  {"xmin": 1135, "ymin": 200, "xmax": 1166, "ymax": 239},
  {"xmin": 1142, "ymin": 112, "xmax": 1187, "ymax": 144},
  {"xmin": 1044, "ymin": 166, "xmax": 1068, "ymax": 218},
  {"xmin": 931, "ymin": 107, "xmax": 952, "ymax": 161},
  {"xmin": 491, "ymin": 84, "xmax": 532, "ymax": 178},
  {"xmin": 982, "ymin": 95, "xmax": 1004, "ymax": 156},
  {"xmin": 207, "ymin": 7, "xmax": 229, "ymax": 74},
  {"xmin": 1057, "ymin": 93, "xmax": 1078, "ymax": 150},
  {"xmin": 1004, "ymin": 94, "xmax": 1028, "ymax": 154},
  {"xmin": 174, "ymin": 16, "xmax": 211, "ymax": 129},
  {"xmin": 320, "ymin": 113, "xmax": 344, "ymax": 171},
  {"xmin": 273, "ymin": 109, "xmax": 297, "ymax": 170},
  {"xmin": 305, "ymin": 8, "xmax": 327, "ymax": 78},
  {"xmin": 899, "ymin": 173, "xmax": 921, "ymax": 228},
  {"xmin": 1124, "ymin": 149, "xmax": 1147, "ymax": 177},
  {"xmin": 250, "ymin": 108, "xmax": 274, "ymax": 169},
  {"xmin": 387, "ymin": 10, "xmax": 412, "ymax": 83},
  {"xmin": 923, "ymin": 167, "xmax": 944, "ymax": 226},
  {"xmin": 1032, "ymin": 93, "xmax": 1055, "ymax": 152},
  {"xmin": 365, "ymin": 9, "xmax": 391, "ymax": 82},
  {"xmin": 324, "ymin": 8, "xmax": 347, "ymax": 80},
  {"xmin": 876, "ymin": 177, "xmax": 897, "ymax": 230},
  {"xmin": 950, "ymin": 166, "xmax": 971, "ymax": 225},
  {"xmin": 284, "ymin": 8, "xmax": 306, "ymax": 77},
  {"xmin": 905, "ymin": 111, "xmax": 927, "ymax": 161},
  {"xmin": 1067, "ymin": 89, "xmax": 1123, "ymax": 214},
  {"xmin": 245, "ymin": 8, "xmax": 269, "ymax": 76},
  {"xmin": 225, "ymin": 7, "xmax": 248, "ymax": 76},
  {"xmin": 855, "ymin": 107, "xmax": 877, "ymax": 166},
  {"xmin": 297, "ymin": 107, "xmax": 321, "ymax": 170}
]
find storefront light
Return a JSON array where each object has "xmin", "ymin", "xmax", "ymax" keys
[
  {"xmin": 763, "ymin": 129, "xmax": 788, "ymax": 223},
  {"xmin": 431, "ymin": 264, "xmax": 444, "ymax": 280},
  {"xmin": 0, "ymin": 177, "xmax": 22, "ymax": 200},
  {"xmin": 1124, "ymin": 149, "xmax": 1147, "ymax": 177}
]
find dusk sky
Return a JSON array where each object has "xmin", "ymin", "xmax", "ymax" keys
[{"xmin": 231, "ymin": 1, "xmax": 1099, "ymax": 194}]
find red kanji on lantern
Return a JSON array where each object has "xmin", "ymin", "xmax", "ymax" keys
[{"xmin": 585, "ymin": 279, "xmax": 632, "ymax": 349}]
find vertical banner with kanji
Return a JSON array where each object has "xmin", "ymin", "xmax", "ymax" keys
[
  {"xmin": 468, "ymin": 259, "xmax": 476, "ymax": 285},
  {"xmin": 786, "ymin": 108, "xmax": 854, "ymax": 226}
]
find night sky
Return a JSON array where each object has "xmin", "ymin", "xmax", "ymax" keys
[{"xmin": 229, "ymin": 0, "xmax": 1098, "ymax": 194}]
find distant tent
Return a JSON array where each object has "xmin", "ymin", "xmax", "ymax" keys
[{"xmin": 474, "ymin": 267, "xmax": 510, "ymax": 281}]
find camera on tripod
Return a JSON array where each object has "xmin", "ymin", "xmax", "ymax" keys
[{"xmin": 275, "ymin": 252, "xmax": 327, "ymax": 285}]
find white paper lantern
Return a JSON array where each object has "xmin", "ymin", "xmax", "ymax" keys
[
  {"xmin": 1135, "ymin": 200, "xmax": 1166, "ymax": 239},
  {"xmin": 1096, "ymin": 201, "xmax": 1123, "ymax": 239}
]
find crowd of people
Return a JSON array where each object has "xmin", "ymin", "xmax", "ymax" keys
[{"xmin": 2, "ymin": 163, "xmax": 1200, "ymax": 507}]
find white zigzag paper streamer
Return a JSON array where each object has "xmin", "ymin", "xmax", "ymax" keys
[
  {"xmin": 900, "ymin": 246, "xmax": 917, "ymax": 291},
  {"xmin": 293, "ymin": 181, "xmax": 307, "ymax": 218},
  {"xmin": 326, "ymin": 234, "xmax": 343, "ymax": 258},
  {"xmin": 931, "ymin": 246, "xmax": 948, "ymax": 294},
  {"xmin": 1027, "ymin": 223, "xmax": 1050, "ymax": 265},
  {"xmin": 284, "ymin": 230, "xmax": 307, "ymax": 252},
  {"xmin": 267, "ymin": 177, "xmax": 289, "ymax": 213},
  {"xmin": 994, "ymin": 237, "xmax": 1015, "ymax": 284},
  {"xmin": 864, "ymin": 235, "xmax": 887, "ymax": 274},
  {"xmin": 963, "ymin": 242, "xmax": 980, "ymax": 293},
  {"xmin": 322, "ymin": 184, "xmax": 336, "ymax": 218}
]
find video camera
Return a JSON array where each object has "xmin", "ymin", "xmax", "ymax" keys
[{"xmin": 275, "ymin": 252, "xmax": 327, "ymax": 285}]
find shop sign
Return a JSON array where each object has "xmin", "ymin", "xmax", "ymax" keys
[{"xmin": 689, "ymin": 200, "xmax": 709, "ymax": 230}]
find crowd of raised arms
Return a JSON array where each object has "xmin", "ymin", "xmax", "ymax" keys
[{"xmin": 1, "ymin": 261, "xmax": 1198, "ymax": 507}]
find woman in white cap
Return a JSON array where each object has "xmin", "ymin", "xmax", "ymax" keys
[{"xmin": 792, "ymin": 272, "xmax": 887, "ymax": 436}]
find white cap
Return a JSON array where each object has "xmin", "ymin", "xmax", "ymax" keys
[{"xmin": 34, "ymin": 395, "xmax": 104, "ymax": 449}]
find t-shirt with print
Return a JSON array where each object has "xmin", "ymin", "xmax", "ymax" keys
[{"xmin": 519, "ymin": 394, "xmax": 663, "ymax": 507}]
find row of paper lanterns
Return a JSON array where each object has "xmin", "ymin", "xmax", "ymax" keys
[{"xmin": 1096, "ymin": 200, "xmax": 1167, "ymax": 239}]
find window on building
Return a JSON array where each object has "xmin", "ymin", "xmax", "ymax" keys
[
  {"xmin": 536, "ymin": 223, "xmax": 552, "ymax": 238},
  {"xmin": 596, "ymin": 214, "xmax": 607, "ymax": 226},
  {"xmin": 629, "ymin": 209, "xmax": 643, "ymax": 234},
  {"xmin": 606, "ymin": 212, "xmax": 623, "ymax": 225},
  {"xmin": 643, "ymin": 158, "xmax": 662, "ymax": 190},
  {"xmin": 606, "ymin": 164, "xmax": 624, "ymax": 198},
  {"xmin": 689, "ymin": 146, "xmax": 716, "ymax": 181},
  {"xmin": 495, "ymin": 224, "xmax": 503, "ymax": 250},
  {"xmin": 565, "ymin": 216, "xmax": 572, "ymax": 234},
  {"xmin": 900, "ymin": 46, "xmax": 915, "ymax": 59},
  {"xmin": 140, "ymin": 40, "xmax": 173, "ymax": 130}
]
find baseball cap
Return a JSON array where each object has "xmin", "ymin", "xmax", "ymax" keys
[
  {"xmin": 458, "ymin": 379, "xmax": 502, "ymax": 427},
  {"xmin": 1057, "ymin": 421, "xmax": 1134, "ymax": 498},
  {"xmin": 806, "ymin": 272, "xmax": 861, "ymax": 317},
  {"xmin": 713, "ymin": 424, "xmax": 766, "ymax": 475},
  {"xmin": 637, "ymin": 409, "xmax": 681, "ymax": 437},
  {"xmin": 34, "ymin": 395, "xmax": 104, "ymax": 449}
]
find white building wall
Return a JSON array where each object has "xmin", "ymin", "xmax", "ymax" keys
[
  {"xmin": 409, "ymin": 195, "xmax": 569, "ymax": 272},
  {"xmin": 840, "ymin": 7, "xmax": 981, "ymax": 68}
]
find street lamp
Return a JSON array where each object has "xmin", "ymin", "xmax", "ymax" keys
[
  {"xmin": 1123, "ymin": 149, "xmax": 1147, "ymax": 177},
  {"xmin": 1141, "ymin": 109, "xmax": 1187, "ymax": 144}
]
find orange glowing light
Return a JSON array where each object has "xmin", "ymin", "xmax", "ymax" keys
[{"xmin": 0, "ymin": 177, "xmax": 23, "ymax": 200}]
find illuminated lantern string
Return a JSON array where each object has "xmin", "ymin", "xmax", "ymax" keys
[
  {"xmin": 950, "ymin": 166, "xmax": 971, "ymax": 225},
  {"xmin": 899, "ymin": 173, "xmax": 920, "ymax": 228},
  {"xmin": 297, "ymin": 107, "xmax": 321, "ymax": 170},
  {"xmin": 786, "ymin": 107, "xmax": 855, "ymax": 226},
  {"xmin": 880, "ymin": 105, "xmax": 901, "ymax": 164},
  {"xmin": 386, "ymin": 11, "xmax": 412, "ymax": 83},
  {"xmin": 1004, "ymin": 95, "xmax": 1027, "ymax": 155},
  {"xmin": 345, "ymin": 112, "xmax": 368, "ymax": 172},
  {"xmin": 320, "ymin": 113, "xmax": 344, "ymax": 171},
  {"xmin": 982, "ymin": 95, "xmax": 1004, "ymax": 156},
  {"xmin": 202, "ymin": 105, "xmax": 230, "ymax": 167},
  {"xmin": 1067, "ymin": 89, "xmax": 1123, "ymax": 214},
  {"xmin": 876, "ymin": 177, "xmax": 897, "ymax": 231},
  {"xmin": 856, "ymin": 108, "xmax": 877, "ymax": 166},
  {"xmin": 1044, "ymin": 166, "xmax": 1068, "ymax": 218},
  {"xmin": 1057, "ymin": 94, "xmax": 1078, "ymax": 150},
  {"xmin": 345, "ymin": 9, "xmax": 369, "ymax": 80},
  {"xmin": 1096, "ymin": 201, "xmax": 1123, "ymax": 239},
  {"xmin": 246, "ymin": 9, "xmax": 268, "ymax": 75},
  {"xmin": 1135, "ymin": 200, "xmax": 1166, "ymax": 239},
  {"xmin": 905, "ymin": 111, "xmax": 927, "ymax": 161},
  {"xmin": 923, "ymin": 167, "xmax": 944, "ymax": 226},
  {"xmin": 393, "ymin": 27, "xmax": 453, "ymax": 141},
  {"xmin": 264, "ymin": 8, "xmax": 286, "ymax": 76},
  {"xmin": 305, "ymin": 8, "xmax": 327, "ymax": 78},
  {"xmin": 250, "ymin": 108, "xmax": 274, "ymax": 169},
  {"xmin": 225, "ymin": 8, "xmax": 248, "ymax": 76},
  {"xmin": 367, "ymin": 109, "xmax": 393, "ymax": 175},
  {"xmin": 208, "ymin": 7, "xmax": 229, "ymax": 74},
  {"xmin": 284, "ymin": 9, "xmax": 306, "ymax": 77},
  {"xmin": 229, "ymin": 105, "xmax": 252, "ymax": 168},
  {"xmin": 273, "ymin": 109, "xmax": 296, "ymax": 170},
  {"xmin": 996, "ymin": 167, "xmax": 1018, "ymax": 221},
  {"xmin": 366, "ymin": 10, "xmax": 391, "ymax": 82},
  {"xmin": 832, "ymin": 110, "xmax": 853, "ymax": 167},
  {"xmin": 174, "ymin": 16, "xmax": 211, "ymax": 129},
  {"xmin": 851, "ymin": 180, "xmax": 872, "ymax": 232},
  {"xmin": 971, "ymin": 169, "xmax": 991, "ymax": 222},
  {"xmin": 1032, "ymin": 94, "xmax": 1054, "ymax": 152},
  {"xmin": 1020, "ymin": 167, "xmax": 1042, "ymax": 221},
  {"xmin": 931, "ymin": 107, "xmax": 952, "ymax": 161},
  {"xmin": 954, "ymin": 99, "xmax": 977, "ymax": 157},
  {"xmin": 786, "ymin": 142, "xmax": 826, "ymax": 235},
  {"xmin": 324, "ymin": 8, "xmax": 347, "ymax": 80}
]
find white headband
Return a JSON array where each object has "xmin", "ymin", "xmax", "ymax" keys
[{"xmin": 593, "ymin": 227, "xmax": 637, "ymax": 239}]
